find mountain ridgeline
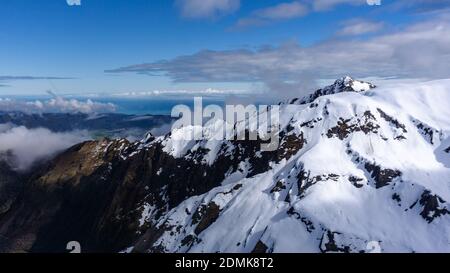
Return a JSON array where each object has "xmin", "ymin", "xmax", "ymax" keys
[{"xmin": 0, "ymin": 77, "xmax": 449, "ymax": 253}]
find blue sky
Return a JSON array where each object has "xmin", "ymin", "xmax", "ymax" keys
[{"xmin": 0, "ymin": 0, "xmax": 449, "ymax": 96}]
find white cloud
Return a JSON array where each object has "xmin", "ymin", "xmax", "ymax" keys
[
  {"xmin": 310, "ymin": 0, "xmax": 367, "ymax": 11},
  {"xmin": 149, "ymin": 122, "xmax": 174, "ymax": 137},
  {"xmin": 0, "ymin": 94, "xmax": 116, "ymax": 114},
  {"xmin": 107, "ymin": 16, "xmax": 450, "ymax": 98},
  {"xmin": 0, "ymin": 124, "xmax": 88, "ymax": 171},
  {"xmin": 232, "ymin": 0, "xmax": 449, "ymax": 29},
  {"xmin": 110, "ymin": 87, "xmax": 251, "ymax": 97},
  {"xmin": 176, "ymin": 0, "xmax": 240, "ymax": 19},
  {"xmin": 66, "ymin": 0, "xmax": 81, "ymax": 6},
  {"xmin": 387, "ymin": 0, "xmax": 450, "ymax": 13},
  {"xmin": 254, "ymin": 1, "xmax": 309, "ymax": 20},
  {"xmin": 337, "ymin": 19, "xmax": 384, "ymax": 36},
  {"xmin": 235, "ymin": 1, "xmax": 309, "ymax": 28}
]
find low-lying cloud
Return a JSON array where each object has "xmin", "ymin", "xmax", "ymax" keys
[
  {"xmin": 0, "ymin": 94, "xmax": 116, "ymax": 114},
  {"xmin": 0, "ymin": 124, "xmax": 89, "ymax": 171},
  {"xmin": 111, "ymin": 87, "xmax": 251, "ymax": 98}
]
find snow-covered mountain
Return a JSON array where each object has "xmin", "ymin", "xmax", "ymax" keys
[{"xmin": 1, "ymin": 77, "xmax": 449, "ymax": 253}]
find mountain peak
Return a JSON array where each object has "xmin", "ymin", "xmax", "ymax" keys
[
  {"xmin": 288, "ymin": 76, "xmax": 376, "ymax": 105},
  {"xmin": 337, "ymin": 75, "xmax": 376, "ymax": 92}
]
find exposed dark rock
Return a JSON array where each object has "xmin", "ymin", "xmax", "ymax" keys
[
  {"xmin": 232, "ymin": 184, "xmax": 243, "ymax": 191},
  {"xmin": 251, "ymin": 240, "xmax": 268, "ymax": 253},
  {"xmin": 132, "ymin": 224, "xmax": 171, "ymax": 253},
  {"xmin": 295, "ymin": 77, "xmax": 375, "ymax": 105},
  {"xmin": 377, "ymin": 108, "xmax": 407, "ymax": 133},
  {"xmin": 297, "ymin": 171, "xmax": 341, "ymax": 198},
  {"xmin": 287, "ymin": 207, "xmax": 315, "ymax": 232},
  {"xmin": 327, "ymin": 118, "xmax": 354, "ymax": 140},
  {"xmin": 326, "ymin": 112, "xmax": 379, "ymax": 140},
  {"xmin": 413, "ymin": 121, "xmax": 439, "ymax": 145},
  {"xmin": 270, "ymin": 180, "xmax": 286, "ymax": 193},
  {"xmin": 300, "ymin": 118, "xmax": 322, "ymax": 129},
  {"xmin": 348, "ymin": 176, "xmax": 364, "ymax": 188},
  {"xmin": 394, "ymin": 135, "xmax": 407, "ymax": 141},
  {"xmin": 278, "ymin": 132, "xmax": 306, "ymax": 161},
  {"xmin": 181, "ymin": 234, "xmax": 198, "ymax": 248},
  {"xmin": 419, "ymin": 191, "xmax": 449, "ymax": 223},
  {"xmin": 193, "ymin": 202, "xmax": 220, "ymax": 235},
  {"xmin": 392, "ymin": 193, "xmax": 401, "ymax": 203},
  {"xmin": 364, "ymin": 162, "xmax": 402, "ymax": 188},
  {"xmin": 320, "ymin": 231, "xmax": 350, "ymax": 253},
  {"xmin": 297, "ymin": 169, "xmax": 315, "ymax": 198}
]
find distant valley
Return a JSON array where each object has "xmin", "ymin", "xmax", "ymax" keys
[{"xmin": 0, "ymin": 111, "xmax": 174, "ymax": 140}]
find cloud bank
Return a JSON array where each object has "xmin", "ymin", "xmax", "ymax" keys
[
  {"xmin": 107, "ymin": 17, "xmax": 450, "ymax": 97},
  {"xmin": 110, "ymin": 88, "xmax": 251, "ymax": 97},
  {"xmin": 0, "ymin": 124, "xmax": 88, "ymax": 171},
  {"xmin": 0, "ymin": 95, "xmax": 116, "ymax": 114}
]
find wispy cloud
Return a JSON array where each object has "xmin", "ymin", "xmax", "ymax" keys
[
  {"xmin": 0, "ymin": 75, "xmax": 73, "ymax": 81},
  {"xmin": 0, "ymin": 75, "xmax": 74, "ymax": 90},
  {"xmin": 234, "ymin": 1, "xmax": 309, "ymax": 29},
  {"xmin": 66, "ymin": 0, "xmax": 81, "ymax": 6},
  {"xmin": 231, "ymin": 0, "xmax": 450, "ymax": 30},
  {"xmin": 309, "ymin": 0, "xmax": 450, "ymax": 14},
  {"xmin": 387, "ymin": 0, "xmax": 450, "ymax": 14},
  {"xmin": 310, "ymin": 0, "xmax": 368, "ymax": 11},
  {"xmin": 175, "ymin": 0, "xmax": 240, "ymax": 19},
  {"xmin": 106, "ymin": 17, "xmax": 450, "ymax": 97},
  {"xmin": 336, "ymin": 19, "xmax": 384, "ymax": 36}
]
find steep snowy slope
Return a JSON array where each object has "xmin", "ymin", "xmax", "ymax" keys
[
  {"xmin": 1, "ymin": 77, "xmax": 449, "ymax": 253},
  {"xmin": 131, "ymin": 77, "xmax": 450, "ymax": 253}
]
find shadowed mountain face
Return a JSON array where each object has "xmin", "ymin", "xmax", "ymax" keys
[
  {"xmin": 0, "ymin": 78, "xmax": 449, "ymax": 253},
  {"xmin": 0, "ymin": 162, "xmax": 21, "ymax": 215},
  {"xmin": 0, "ymin": 134, "xmax": 300, "ymax": 252}
]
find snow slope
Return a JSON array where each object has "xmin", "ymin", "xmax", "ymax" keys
[{"xmin": 130, "ymin": 77, "xmax": 450, "ymax": 253}]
